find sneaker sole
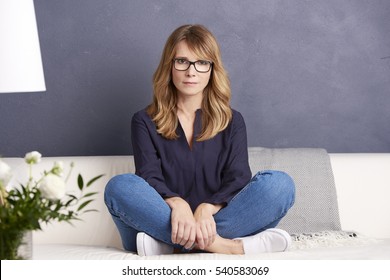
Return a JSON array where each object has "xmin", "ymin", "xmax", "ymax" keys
[{"xmin": 136, "ymin": 232, "xmax": 147, "ymax": 256}]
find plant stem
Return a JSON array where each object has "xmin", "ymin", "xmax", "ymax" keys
[
  {"xmin": 28, "ymin": 164, "xmax": 33, "ymax": 187},
  {"xmin": 65, "ymin": 162, "xmax": 74, "ymax": 183}
]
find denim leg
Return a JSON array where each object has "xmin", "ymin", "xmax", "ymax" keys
[
  {"xmin": 214, "ymin": 170, "xmax": 295, "ymax": 239},
  {"xmin": 104, "ymin": 173, "xmax": 174, "ymax": 252}
]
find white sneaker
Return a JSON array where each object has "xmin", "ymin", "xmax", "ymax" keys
[
  {"xmin": 136, "ymin": 232, "xmax": 173, "ymax": 256},
  {"xmin": 238, "ymin": 228, "xmax": 292, "ymax": 254}
]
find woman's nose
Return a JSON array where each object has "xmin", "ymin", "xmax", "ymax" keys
[{"xmin": 185, "ymin": 64, "xmax": 196, "ymax": 76}]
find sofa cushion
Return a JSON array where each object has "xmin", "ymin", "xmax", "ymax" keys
[{"xmin": 248, "ymin": 147, "xmax": 341, "ymax": 234}]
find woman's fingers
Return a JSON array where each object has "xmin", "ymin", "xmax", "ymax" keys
[
  {"xmin": 172, "ymin": 218, "xmax": 197, "ymax": 248},
  {"xmin": 167, "ymin": 199, "xmax": 221, "ymax": 250},
  {"xmin": 192, "ymin": 203, "xmax": 220, "ymax": 249},
  {"xmin": 176, "ymin": 221, "xmax": 186, "ymax": 244},
  {"xmin": 202, "ymin": 220, "xmax": 218, "ymax": 249},
  {"xmin": 183, "ymin": 227, "xmax": 196, "ymax": 249},
  {"xmin": 173, "ymin": 218, "xmax": 216, "ymax": 250},
  {"xmin": 208, "ymin": 221, "xmax": 217, "ymax": 244},
  {"xmin": 171, "ymin": 220, "xmax": 179, "ymax": 244},
  {"xmin": 196, "ymin": 227, "xmax": 205, "ymax": 250},
  {"xmin": 166, "ymin": 197, "xmax": 196, "ymax": 246},
  {"xmin": 179, "ymin": 222, "xmax": 191, "ymax": 245}
]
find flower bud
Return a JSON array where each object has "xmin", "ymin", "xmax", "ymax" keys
[
  {"xmin": 52, "ymin": 161, "xmax": 64, "ymax": 176},
  {"xmin": 24, "ymin": 151, "xmax": 42, "ymax": 165}
]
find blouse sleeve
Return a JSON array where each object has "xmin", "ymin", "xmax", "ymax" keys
[
  {"xmin": 131, "ymin": 111, "xmax": 179, "ymax": 198},
  {"xmin": 203, "ymin": 111, "xmax": 252, "ymax": 206}
]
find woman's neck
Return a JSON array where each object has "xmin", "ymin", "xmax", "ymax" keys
[
  {"xmin": 176, "ymin": 94, "xmax": 202, "ymax": 116},
  {"xmin": 176, "ymin": 95, "xmax": 202, "ymax": 149}
]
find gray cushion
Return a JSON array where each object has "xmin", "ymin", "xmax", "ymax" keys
[{"xmin": 248, "ymin": 147, "xmax": 341, "ymax": 234}]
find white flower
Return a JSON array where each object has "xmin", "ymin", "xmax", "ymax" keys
[
  {"xmin": 0, "ymin": 160, "xmax": 12, "ymax": 187},
  {"xmin": 39, "ymin": 174, "xmax": 66, "ymax": 201},
  {"xmin": 52, "ymin": 161, "xmax": 64, "ymax": 176},
  {"xmin": 25, "ymin": 151, "xmax": 42, "ymax": 165}
]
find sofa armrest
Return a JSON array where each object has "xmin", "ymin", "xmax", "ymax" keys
[{"xmin": 330, "ymin": 153, "xmax": 390, "ymax": 238}]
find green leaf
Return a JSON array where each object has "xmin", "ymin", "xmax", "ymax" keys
[
  {"xmin": 66, "ymin": 194, "xmax": 78, "ymax": 200},
  {"xmin": 53, "ymin": 201, "xmax": 62, "ymax": 212},
  {"xmin": 81, "ymin": 192, "xmax": 99, "ymax": 198},
  {"xmin": 64, "ymin": 197, "xmax": 77, "ymax": 207},
  {"xmin": 82, "ymin": 209, "xmax": 99, "ymax": 214},
  {"xmin": 77, "ymin": 174, "xmax": 84, "ymax": 191},
  {"xmin": 77, "ymin": 199, "xmax": 94, "ymax": 211},
  {"xmin": 86, "ymin": 174, "xmax": 104, "ymax": 187}
]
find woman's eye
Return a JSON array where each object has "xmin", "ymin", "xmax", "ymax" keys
[
  {"xmin": 197, "ymin": 60, "xmax": 209, "ymax": 65},
  {"xmin": 177, "ymin": 59, "xmax": 188, "ymax": 64}
]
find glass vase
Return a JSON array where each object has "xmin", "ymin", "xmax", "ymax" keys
[
  {"xmin": 0, "ymin": 230, "xmax": 32, "ymax": 260},
  {"xmin": 17, "ymin": 231, "xmax": 33, "ymax": 260}
]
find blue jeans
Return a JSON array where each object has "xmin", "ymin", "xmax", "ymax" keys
[{"xmin": 104, "ymin": 170, "xmax": 295, "ymax": 252}]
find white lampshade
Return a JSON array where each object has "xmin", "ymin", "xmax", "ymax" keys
[{"xmin": 0, "ymin": 0, "xmax": 46, "ymax": 93}]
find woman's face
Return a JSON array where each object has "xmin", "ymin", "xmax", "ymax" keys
[{"xmin": 171, "ymin": 40, "xmax": 212, "ymax": 99}]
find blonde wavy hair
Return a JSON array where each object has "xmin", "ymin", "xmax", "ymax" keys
[{"xmin": 147, "ymin": 24, "xmax": 232, "ymax": 141}]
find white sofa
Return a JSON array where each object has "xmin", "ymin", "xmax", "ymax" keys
[{"xmin": 4, "ymin": 148, "xmax": 390, "ymax": 260}]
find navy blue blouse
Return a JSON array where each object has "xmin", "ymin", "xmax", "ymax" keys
[{"xmin": 131, "ymin": 108, "xmax": 252, "ymax": 211}]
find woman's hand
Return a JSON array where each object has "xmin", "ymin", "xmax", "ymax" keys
[
  {"xmin": 193, "ymin": 203, "xmax": 223, "ymax": 250},
  {"xmin": 165, "ymin": 197, "xmax": 196, "ymax": 249}
]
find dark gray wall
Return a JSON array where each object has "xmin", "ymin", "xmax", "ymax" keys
[{"xmin": 1, "ymin": 0, "xmax": 389, "ymax": 157}]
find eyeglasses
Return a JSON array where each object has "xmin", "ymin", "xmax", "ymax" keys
[{"xmin": 173, "ymin": 58, "xmax": 213, "ymax": 73}]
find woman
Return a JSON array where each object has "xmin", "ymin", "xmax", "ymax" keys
[{"xmin": 104, "ymin": 24, "xmax": 295, "ymax": 256}]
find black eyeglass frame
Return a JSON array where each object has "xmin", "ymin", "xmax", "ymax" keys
[{"xmin": 173, "ymin": 59, "xmax": 213, "ymax": 73}]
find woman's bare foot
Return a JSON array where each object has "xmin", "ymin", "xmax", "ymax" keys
[{"xmin": 202, "ymin": 235, "xmax": 244, "ymax": 254}]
